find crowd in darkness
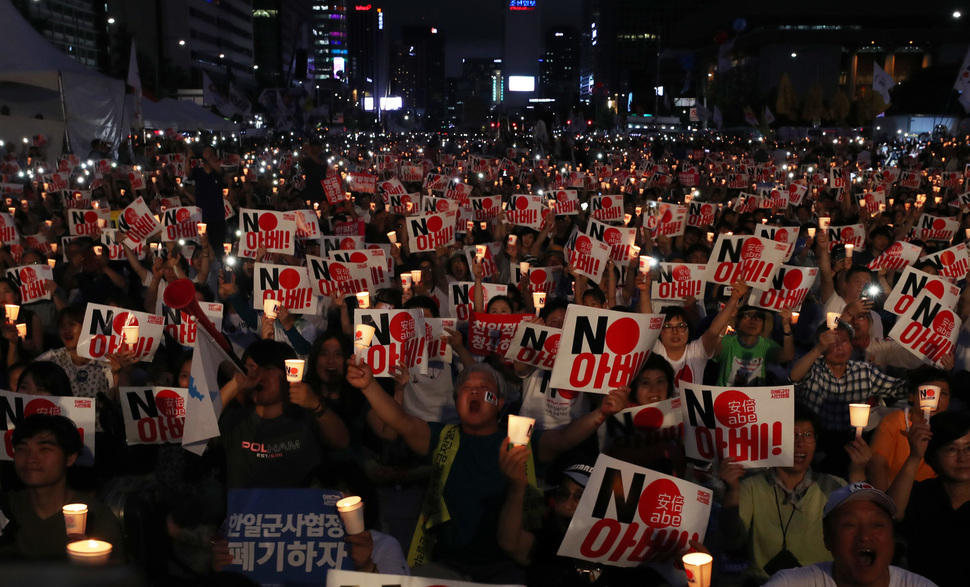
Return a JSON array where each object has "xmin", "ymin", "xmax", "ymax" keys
[{"xmin": 0, "ymin": 128, "xmax": 969, "ymax": 587}]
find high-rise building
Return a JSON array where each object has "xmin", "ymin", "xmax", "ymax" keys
[
  {"xmin": 311, "ymin": 1, "xmax": 348, "ymax": 82},
  {"xmin": 503, "ymin": 0, "xmax": 541, "ymax": 106},
  {"xmin": 253, "ymin": 0, "xmax": 313, "ymax": 87},
  {"xmin": 12, "ymin": 0, "xmax": 103, "ymax": 70},
  {"xmin": 391, "ymin": 26, "xmax": 444, "ymax": 116},
  {"xmin": 346, "ymin": 3, "xmax": 384, "ymax": 107},
  {"xmin": 540, "ymin": 27, "xmax": 580, "ymax": 107}
]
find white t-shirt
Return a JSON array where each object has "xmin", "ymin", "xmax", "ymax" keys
[
  {"xmin": 765, "ymin": 562, "xmax": 937, "ymax": 587},
  {"xmin": 653, "ymin": 338, "xmax": 711, "ymax": 391},
  {"xmin": 402, "ymin": 360, "xmax": 459, "ymax": 424},
  {"xmin": 518, "ymin": 368, "xmax": 589, "ymax": 431}
]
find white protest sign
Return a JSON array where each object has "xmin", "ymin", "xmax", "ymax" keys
[
  {"xmin": 827, "ymin": 224, "xmax": 865, "ymax": 250},
  {"xmin": 355, "ymin": 309, "xmax": 429, "ymax": 378},
  {"xmin": 702, "ymin": 235, "xmax": 789, "ymax": 287},
  {"xmin": 749, "ymin": 265, "xmax": 818, "ymax": 312},
  {"xmin": 161, "ymin": 206, "xmax": 203, "ymax": 242},
  {"xmin": 645, "ymin": 203, "xmax": 688, "ymax": 238},
  {"xmin": 568, "ymin": 234, "xmax": 612, "ymax": 284},
  {"xmin": 550, "ymin": 306, "xmax": 663, "ymax": 394},
  {"xmin": 605, "ymin": 397, "xmax": 684, "ymax": 444},
  {"xmin": 330, "ymin": 248, "xmax": 392, "ymax": 290},
  {"xmin": 0, "ymin": 391, "xmax": 96, "ymax": 466},
  {"xmin": 686, "ymin": 201, "xmax": 717, "ymax": 228},
  {"xmin": 119, "ymin": 386, "xmax": 187, "ymax": 445},
  {"xmin": 506, "ymin": 194, "xmax": 548, "ymax": 230},
  {"xmin": 754, "ymin": 225, "xmax": 800, "ymax": 261},
  {"xmin": 117, "ymin": 196, "xmax": 160, "ymax": 246},
  {"xmin": 867, "ymin": 241, "xmax": 923, "ymax": 271},
  {"xmin": 884, "ymin": 266, "xmax": 961, "ymax": 316},
  {"xmin": 77, "ymin": 304, "xmax": 164, "ymax": 362},
  {"xmin": 293, "ymin": 209, "xmax": 321, "ymax": 240},
  {"xmin": 589, "ymin": 195, "xmax": 624, "ymax": 223},
  {"xmin": 557, "ymin": 454, "xmax": 712, "ymax": 566},
  {"xmin": 680, "ymin": 383, "xmax": 794, "ymax": 467},
  {"xmin": 6, "ymin": 264, "xmax": 53, "ymax": 303},
  {"xmin": 238, "ymin": 209, "xmax": 297, "ymax": 257},
  {"xmin": 505, "ymin": 322, "xmax": 561, "ymax": 371},
  {"xmin": 307, "ymin": 256, "xmax": 372, "ymax": 297},
  {"xmin": 406, "ymin": 210, "xmax": 457, "ymax": 252},
  {"xmin": 425, "ymin": 318, "xmax": 456, "ymax": 364},
  {"xmin": 919, "ymin": 244, "xmax": 970, "ymax": 282},
  {"xmin": 587, "ymin": 218, "xmax": 637, "ymax": 263},
  {"xmin": 326, "ymin": 570, "xmax": 523, "ymax": 587},
  {"xmin": 253, "ymin": 263, "xmax": 318, "ymax": 314},
  {"xmin": 652, "ymin": 263, "xmax": 706, "ymax": 302},
  {"xmin": 912, "ymin": 214, "xmax": 960, "ymax": 242},
  {"xmin": 469, "ymin": 195, "xmax": 503, "ymax": 221},
  {"xmin": 888, "ymin": 290, "xmax": 961, "ymax": 366}
]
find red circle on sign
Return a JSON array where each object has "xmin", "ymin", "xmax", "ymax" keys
[
  {"xmin": 515, "ymin": 197, "xmax": 529, "ymax": 210},
  {"xmin": 605, "ymin": 317, "xmax": 639, "ymax": 354},
  {"xmin": 557, "ymin": 388, "xmax": 578, "ymax": 400},
  {"xmin": 436, "ymin": 200, "xmax": 448, "ymax": 212},
  {"xmin": 940, "ymin": 251, "xmax": 956, "ymax": 266},
  {"xmin": 602, "ymin": 197, "xmax": 613, "ymax": 209},
  {"xmin": 330, "ymin": 263, "xmax": 350, "ymax": 282},
  {"xmin": 20, "ymin": 267, "xmax": 36, "ymax": 282},
  {"xmin": 124, "ymin": 208, "xmax": 139, "ymax": 223},
  {"xmin": 633, "ymin": 407, "xmax": 665, "ymax": 430},
  {"xmin": 112, "ymin": 312, "xmax": 138, "ymax": 335},
  {"xmin": 530, "ymin": 269, "xmax": 547, "ymax": 284},
  {"xmin": 637, "ymin": 479, "xmax": 683, "ymax": 528},
  {"xmin": 544, "ymin": 333, "xmax": 561, "ymax": 353},
  {"xmin": 155, "ymin": 389, "xmax": 182, "ymax": 418},
  {"xmin": 482, "ymin": 198, "xmax": 493, "ymax": 209},
  {"xmin": 340, "ymin": 238, "xmax": 356, "ymax": 249},
  {"xmin": 933, "ymin": 218, "xmax": 946, "ymax": 230},
  {"xmin": 603, "ymin": 228, "xmax": 622, "ymax": 245},
  {"xmin": 741, "ymin": 238, "xmax": 764, "ymax": 260},
  {"xmin": 783, "ymin": 270, "xmax": 803, "ymax": 290},
  {"xmin": 24, "ymin": 398, "xmax": 60, "ymax": 417},
  {"xmin": 713, "ymin": 389, "xmax": 756, "ymax": 428},
  {"xmin": 575, "ymin": 235, "xmax": 592, "ymax": 255},
  {"xmin": 775, "ymin": 230, "xmax": 790, "ymax": 243},
  {"xmin": 85, "ymin": 211, "xmax": 98, "ymax": 223},
  {"xmin": 279, "ymin": 268, "xmax": 301, "ymax": 289},
  {"xmin": 672, "ymin": 265, "xmax": 691, "ymax": 282},
  {"xmin": 176, "ymin": 208, "xmax": 191, "ymax": 223},
  {"xmin": 350, "ymin": 252, "xmax": 367, "ymax": 263},
  {"xmin": 933, "ymin": 312, "xmax": 955, "ymax": 338},
  {"xmin": 926, "ymin": 280, "xmax": 945, "ymax": 299},
  {"xmin": 258, "ymin": 213, "xmax": 278, "ymax": 231},
  {"xmin": 391, "ymin": 313, "xmax": 415, "ymax": 342},
  {"xmin": 427, "ymin": 215, "xmax": 443, "ymax": 232}
]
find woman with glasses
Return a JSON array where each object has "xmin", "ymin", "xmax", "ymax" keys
[
  {"xmin": 719, "ymin": 406, "xmax": 871, "ymax": 584},
  {"xmin": 653, "ymin": 279, "xmax": 749, "ymax": 392},
  {"xmin": 889, "ymin": 410, "xmax": 970, "ymax": 587}
]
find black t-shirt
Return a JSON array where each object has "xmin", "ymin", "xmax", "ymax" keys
[
  {"xmin": 901, "ymin": 477, "xmax": 970, "ymax": 587},
  {"xmin": 191, "ymin": 166, "xmax": 226, "ymax": 225},
  {"xmin": 219, "ymin": 402, "xmax": 325, "ymax": 489},
  {"xmin": 302, "ymin": 157, "xmax": 328, "ymax": 199}
]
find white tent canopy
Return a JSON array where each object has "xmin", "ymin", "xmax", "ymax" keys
[
  {"xmin": 0, "ymin": 0, "xmax": 124, "ymax": 159},
  {"xmin": 127, "ymin": 96, "xmax": 240, "ymax": 133}
]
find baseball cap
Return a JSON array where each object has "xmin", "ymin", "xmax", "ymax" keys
[
  {"xmin": 246, "ymin": 340, "xmax": 297, "ymax": 373},
  {"xmin": 823, "ymin": 482, "xmax": 897, "ymax": 518},
  {"xmin": 562, "ymin": 463, "xmax": 594, "ymax": 488}
]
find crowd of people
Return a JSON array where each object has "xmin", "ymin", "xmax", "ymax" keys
[{"xmin": 0, "ymin": 128, "xmax": 968, "ymax": 587}]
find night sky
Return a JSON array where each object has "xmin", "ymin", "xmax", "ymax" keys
[{"xmin": 378, "ymin": 0, "xmax": 585, "ymax": 76}]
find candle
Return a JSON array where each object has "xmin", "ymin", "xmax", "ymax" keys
[
  {"xmin": 197, "ymin": 223, "xmax": 207, "ymax": 236},
  {"xmin": 682, "ymin": 552, "xmax": 713, "ymax": 587},
  {"xmin": 263, "ymin": 299, "xmax": 281, "ymax": 319},
  {"xmin": 849, "ymin": 403, "xmax": 870, "ymax": 438},
  {"xmin": 807, "ymin": 227, "xmax": 816, "ymax": 238},
  {"xmin": 819, "ymin": 217, "xmax": 830, "ymax": 230},
  {"xmin": 62, "ymin": 503, "xmax": 88, "ymax": 535},
  {"xmin": 66, "ymin": 539, "xmax": 112, "ymax": 566},
  {"xmin": 410, "ymin": 269, "xmax": 422, "ymax": 286},
  {"xmin": 223, "ymin": 243, "xmax": 232, "ymax": 255},
  {"xmin": 387, "ymin": 231, "xmax": 397, "ymax": 244},
  {"xmin": 16, "ymin": 323, "xmax": 26, "ymax": 338},
  {"xmin": 354, "ymin": 324, "xmax": 376, "ymax": 358},
  {"xmin": 791, "ymin": 311, "xmax": 800, "ymax": 324},
  {"xmin": 845, "ymin": 243, "xmax": 854, "ymax": 260},
  {"xmin": 284, "ymin": 359, "xmax": 305, "ymax": 383},
  {"xmin": 336, "ymin": 496, "xmax": 366, "ymax": 535},
  {"xmin": 532, "ymin": 292, "xmax": 546, "ymax": 316},
  {"xmin": 122, "ymin": 325, "xmax": 139, "ymax": 345},
  {"xmin": 4, "ymin": 304, "xmax": 19, "ymax": 322},
  {"xmin": 356, "ymin": 292, "xmax": 370, "ymax": 309},
  {"xmin": 826, "ymin": 312, "xmax": 840, "ymax": 330},
  {"xmin": 475, "ymin": 244, "xmax": 486, "ymax": 261},
  {"xmin": 918, "ymin": 385, "xmax": 941, "ymax": 422},
  {"xmin": 47, "ymin": 258, "xmax": 56, "ymax": 268}
]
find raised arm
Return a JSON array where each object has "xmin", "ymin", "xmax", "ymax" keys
[
  {"xmin": 497, "ymin": 443, "xmax": 536, "ymax": 566},
  {"xmin": 346, "ymin": 356, "xmax": 431, "ymax": 456},
  {"xmin": 886, "ymin": 419, "xmax": 931, "ymax": 521},
  {"xmin": 701, "ymin": 280, "xmax": 747, "ymax": 355}
]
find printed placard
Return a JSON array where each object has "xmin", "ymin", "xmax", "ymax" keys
[
  {"xmin": 786, "ymin": 182, "xmax": 808, "ymax": 207},
  {"xmin": 66, "ymin": 209, "xmax": 103, "ymax": 237},
  {"xmin": 422, "ymin": 196, "xmax": 455, "ymax": 214},
  {"xmin": 506, "ymin": 194, "xmax": 547, "ymax": 230},
  {"xmin": 162, "ymin": 305, "xmax": 198, "ymax": 346},
  {"xmin": 884, "ymin": 266, "xmax": 961, "ymax": 316},
  {"xmin": 912, "ymin": 214, "xmax": 960, "ymax": 242},
  {"xmin": 253, "ymin": 263, "xmax": 318, "ymax": 314},
  {"xmin": 424, "ymin": 173, "xmax": 451, "ymax": 192},
  {"xmin": 406, "ymin": 210, "xmax": 457, "ymax": 252},
  {"xmin": 320, "ymin": 235, "xmax": 364, "ymax": 257},
  {"xmin": 468, "ymin": 312, "xmax": 533, "ymax": 356},
  {"xmin": 306, "ymin": 256, "xmax": 372, "ymax": 298},
  {"xmin": 463, "ymin": 244, "xmax": 499, "ymax": 280},
  {"xmin": 119, "ymin": 386, "xmax": 187, "ymax": 445},
  {"xmin": 523, "ymin": 266, "xmax": 559, "ymax": 294},
  {"xmin": 24, "ymin": 233, "xmax": 53, "ymax": 256},
  {"xmin": 469, "ymin": 196, "xmax": 503, "ymax": 221},
  {"xmin": 549, "ymin": 189, "xmax": 580, "ymax": 215},
  {"xmin": 504, "ymin": 322, "xmax": 561, "ymax": 370},
  {"xmin": 749, "ymin": 265, "xmax": 818, "ymax": 312},
  {"xmin": 116, "ymin": 196, "xmax": 160, "ymax": 246},
  {"xmin": 77, "ymin": 304, "xmax": 164, "ymax": 362},
  {"xmin": 322, "ymin": 174, "xmax": 344, "ymax": 205},
  {"xmin": 686, "ymin": 201, "xmax": 717, "ymax": 228},
  {"xmin": 226, "ymin": 489, "xmax": 353, "ymax": 585},
  {"xmin": 568, "ymin": 234, "xmax": 612, "ymax": 283},
  {"xmin": 356, "ymin": 309, "xmax": 429, "ymax": 378},
  {"xmin": 587, "ymin": 218, "xmax": 637, "ymax": 263},
  {"xmin": 161, "ymin": 206, "xmax": 203, "ymax": 242},
  {"xmin": 588, "ymin": 195, "xmax": 624, "ymax": 223},
  {"xmin": 826, "ymin": 224, "xmax": 865, "ymax": 250},
  {"xmin": 754, "ymin": 225, "xmax": 799, "ymax": 261},
  {"xmin": 645, "ymin": 203, "xmax": 688, "ymax": 238},
  {"xmin": 557, "ymin": 454, "xmax": 711, "ymax": 567},
  {"xmin": 867, "ymin": 241, "xmax": 923, "ymax": 271},
  {"xmin": 0, "ymin": 390, "xmax": 96, "ymax": 466},
  {"xmin": 549, "ymin": 306, "xmax": 663, "ymax": 394},
  {"xmin": 681, "ymin": 383, "xmax": 793, "ymax": 467},
  {"xmin": 293, "ymin": 210, "xmax": 321, "ymax": 240},
  {"xmin": 606, "ymin": 397, "xmax": 683, "ymax": 444},
  {"xmin": 652, "ymin": 263, "xmax": 706, "ymax": 302},
  {"xmin": 6, "ymin": 264, "xmax": 53, "ymax": 303},
  {"xmin": 888, "ymin": 290, "xmax": 961, "ymax": 366},
  {"xmin": 347, "ymin": 172, "xmax": 376, "ymax": 193},
  {"xmin": 224, "ymin": 197, "xmax": 235, "ymax": 220},
  {"xmin": 425, "ymin": 318, "xmax": 456, "ymax": 364},
  {"xmin": 238, "ymin": 209, "xmax": 297, "ymax": 257},
  {"xmin": 702, "ymin": 235, "xmax": 789, "ymax": 287},
  {"xmin": 444, "ymin": 181, "xmax": 473, "ymax": 206},
  {"xmin": 330, "ymin": 249, "xmax": 391, "ymax": 290},
  {"xmin": 448, "ymin": 282, "xmax": 508, "ymax": 322}
]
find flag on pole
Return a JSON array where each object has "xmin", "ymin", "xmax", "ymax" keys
[
  {"xmin": 182, "ymin": 327, "xmax": 239, "ymax": 455},
  {"xmin": 954, "ymin": 47, "xmax": 970, "ymax": 93},
  {"xmin": 744, "ymin": 106, "xmax": 760, "ymax": 126},
  {"xmin": 717, "ymin": 39, "xmax": 735, "ymax": 74},
  {"xmin": 960, "ymin": 90, "xmax": 970, "ymax": 114},
  {"xmin": 127, "ymin": 41, "xmax": 144, "ymax": 130},
  {"xmin": 872, "ymin": 63, "xmax": 895, "ymax": 104},
  {"xmin": 763, "ymin": 106, "xmax": 776, "ymax": 125},
  {"xmin": 713, "ymin": 106, "xmax": 723, "ymax": 129}
]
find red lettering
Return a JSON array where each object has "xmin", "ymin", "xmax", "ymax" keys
[{"xmin": 579, "ymin": 519, "xmax": 622, "ymax": 558}]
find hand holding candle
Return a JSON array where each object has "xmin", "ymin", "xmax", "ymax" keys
[
  {"xmin": 849, "ymin": 403, "xmax": 870, "ymax": 438},
  {"xmin": 336, "ymin": 496, "xmax": 366, "ymax": 535}
]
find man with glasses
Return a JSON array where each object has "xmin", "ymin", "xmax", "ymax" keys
[
  {"xmin": 719, "ymin": 407, "xmax": 871, "ymax": 583},
  {"xmin": 715, "ymin": 303, "xmax": 795, "ymax": 386}
]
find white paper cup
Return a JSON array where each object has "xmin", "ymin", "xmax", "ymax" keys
[
  {"xmin": 807, "ymin": 227, "xmax": 816, "ymax": 238},
  {"xmin": 507, "ymin": 415, "xmax": 536, "ymax": 446},
  {"xmin": 401, "ymin": 274, "xmax": 413, "ymax": 290},
  {"xmin": 63, "ymin": 504, "xmax": 88, "ymax": 536},
  {"xmin": 849, "ymin": 403, "xmax": 870, "ymax": 436},
  {"xmin": 791, "ymin": 311, "xmax": 800, "ymax": 324},
  {"xmin": 845, "ymin": 243, "xmax": 854, "ymax": 259},
  {"xmin": 480, "ymin": 221, "xmax": 488, "ymax": 231},
  {"xmin": 4, "ymin": 304, "xmax": 19, "ymax": 322},
  {"xmin": 508, "ymin": 234, "xmax": 517, "ymax": 245},
  {"xmin": 67, "ymin": 539, "xmax": 112, "ymax": 565},
  {"xmin": 410, "ymin": 269, "xmax": 422, "ymax": 285},
  {"xmin": 683, "ymin": 552, "xmax": 713, "ymax": 587},
  {"xmin": 356, "ymin": 292, "xmax": 370, "ymax": 308},
  {"xmin": 336, "ymin": 496, "xmax": 366, "ymax": 535},
  {"xmin": 354, "ymin": 324, "xmax": 376, "ymax": 356},
  {"xmin": 121, "ymin": 325, "xmax": 139, "ymax": 345},
  {"xmin": 263, "ymin": 299, "xmax": 281, "ymax": 319},
  {"xmin": 466, "ymin": 220, "xmax": 474, "ymax": 232},
  {"xmin": 16, "ymin": 323, "xmax": 26, "ymax": 338},
  {"xmin": 197, "ymin": 222, "xmax": 207, "ymax": 236},
  {"xmin": 826, "ymin": 312, "xmax": 840, "ymax": 330},
  {"xmin": 285, "ymin": 359, "xmax": 305, "ymax": 382},
  {"xmin": 533, "ymin": 291, "xmax": 546, "ymax": 310},
  {"xmin": 475, "ymin": 244, "xmax": 487, "ymax": 261},
  {"xmin": 519, "ymin": 261, "xmax": 530, "ymax": 275},
  {"xmin": 819, "ymin": 217, "xmax": 831, "ymax": 230},
  {"xmin": 639, "ymin": 255, "xmax": 652, "ymax": 274},
  {"xmin": 386, "ymin": 231, "xmax": 397, "ymax": 244},
  {"xmin": 919, "ymin": 385, "xmax": 941, "ymax": 412}
]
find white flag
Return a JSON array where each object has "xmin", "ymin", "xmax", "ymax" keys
[
  {"xmin": 960, "ymin": 90, "xmax": 970, "ymax": 114},
  {"xmin": 873, "ymin": 63, "xmax": 895, "ymax": 104},
  {"xmin": 764, "ymin": 106, "xmax": 775, "ymax": 125},
  {"xmin": 717, "ymin": 39, "xmax": 735, "ymax": 74},
  {"xmin": 954, "ymin": 47, "xmax": 970, "ymax": 93},
  {"xmin": 127, "ymin": 41, "xmax": 143, "ymax": 130},
  {"xmin": 713, "ymin": 106, "xmax": 723, "ymax": 129},
  {"xmin": 182, "ymin": 327, "xmax": 239, "ymax": 454}
]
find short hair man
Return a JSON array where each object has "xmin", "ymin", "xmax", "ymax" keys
[
  {"xmin": 764, "ymin": 483, "xmax": 936, "ymax": 586},
  {"xmin": 0, "ymin": 415, "xmax": 124, "ymax": 560}
]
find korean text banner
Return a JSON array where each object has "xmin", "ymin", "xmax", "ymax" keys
[
  {"xmin": 505, "ymin": 322, "xmax": 561, "ymax": 371},
  {"xmin": 702, "ymin": 235, "xmax": 789, "ymax": 288},
  {"xmin": 887, "ymin": 289, "xmax": 961, "ymax": 366},
  {"xmin": 557, "ymin": 454, "xmax": 712, "ymax": 567},
  {"xmin": 680, "ymin": 383, "xmax": 794, "ymax": 468},
  {"xmin": 549, "ymin": 306, "xmax": 663, "ymax": 394},
  {"xmin": 119, "ymin": 386, "xmax": 187, "ymax": 445},
  {"xmin": 253, "ymin": 263, "xmax": 318, "ymax": 314},
  {"xmin": 226, "ymin": 489, "xmax": 354, "ymax": 585},
  {"xmin": 0, "ymin": 390, "xmax": 95, "ymax": 466},
  {"xmin": 77, "ymin": 304, "xmax": 164, "ymax": 362},
  {"xmin": 468, "ymin": 312, "xmax": 533, "ymax": 357},
  {"xmin": 355, "ymin": 309, "xmax": 429, "ymax": 378},
  {"xmin": 238, "ymin": 209, "xmax": 298, "ymax": 257}
]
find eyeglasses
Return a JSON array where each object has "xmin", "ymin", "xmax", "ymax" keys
[
  {"xmin": 794, "ymin": 432, "xmax": 818, "ymax": 443},
  {"xmin": 555, "ymin": 488, "xmax": 584, "ymax": 502},
  {"xmin": 740, "ymin": 313, "xmax": 765, "ymax": 321},
  {"xmin": 939, "ymin": 444, "xmax": 970, "ymax": 458},
  {"xmin": 662, "ymin": 323, "xmax": 689, "ymax": 331}
]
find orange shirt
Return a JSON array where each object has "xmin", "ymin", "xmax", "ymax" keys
[{"xmin": 871, "ymin": 408, "xmax": 937, "ymax": 484}]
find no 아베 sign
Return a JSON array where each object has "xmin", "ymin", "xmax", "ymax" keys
[
  {"xmin": 549, "ymin": 306, "xmax": 663, "ymax": 394},
  {"xmin": 557, "ymin": 454, "xmax": 711, "ymax": 567},
  {"xmin": 680, "ymin": 383, "xmax": 794, "ymax": 468}
]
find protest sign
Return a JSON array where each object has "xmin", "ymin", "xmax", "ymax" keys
[
  {"xmin": 444, "ymin": 181, "xmax": 473, "ymax": 206},
  {"xmin": 161, "ymin": 206, "xmax": 203, "ymax": 242},
  {"xmin": 254, "ymin": 263, "xmax": 318, "ymax": 314},
  {"xmin": 605, "ymin": 398, "xmax": 683, "ymax": 444},
  {"xmin": 6, "ymin": 264, "xmax": 53, "ymax": 303},
  {"xmin": 826, "ymin": 224, "xmax": 865, "ymax": 250},
  {"xmin": 327, "ymin": 570, "xmax": 521, "ymax": 587},
  {"xmin": 587, "ymin": 195, "xmax": 624, "ymax": 223},
  {"xmin": 406, "ymin": 210, "xmax": 457, "ymax": 252},
  {"xmin": 587, "ymin": 219, "xmax": 637, "ymax": 263},
  {"xmin": 238, "ymin": 209, "xmax": 297, "ymax": 257},
  {"xmin": 549, "ymin": 189, "xmax": 580, "ymax": 215},
  {"xmin": 888, "ymin": 290, "xmax": 961, "ymax": 366},
  {"xmin": 867, "ymin": 241, "xmax": 923, "ymax": 271},
  {"xmin": 320, "ymin": 235, "xmax": 364, "ymax": 257},
  {"xmin": 557, "ymin": 454, "xmax": 711, "ymax": 566},
  {"xmin": 347, "ymin": 172, "xmax": 376, "ymax": 193},
  {"xmin": 65, "ymin": 209, "xmax": 103, "ymax": 237},
  {"xmin": 506, "ymin": 194, "xmax": 547, "ymax": 230},
  {"xmin": 119, "ymin": 386, "xmax": 187, "ymax": 445},
  {"xmin": 0, "ymin": 390, "xmax": 95, "ymax": 466},
  {"xmin": 919, "ymin": 244, "xmax": 969, "ymax": 282},
  {"xmin": 116, "ymin": 196, "xmax": 160, "ymax": 246},
  {"xmin": 469, "ymin": 196, "xmax": 503, "ymax": 221},
  {"xmin": 425, "ymin": 318, "xmax": 456, "ymax": 364},
  {"xmin": 912, "ymin": 214, "xmax": 960, "ymax": 242},
  {"xmin": 645, "ymin": 203, "xmax": 687, "ymax": 238},
  {"xmin": 226, "ymin": 489, "xmax": 353, "ymax": 585},
  {"xmin": 568, "ymin": 234, "xmax": 612, "ymax": 283},
  {"xmin": 467, "ymin": 312, "xmax": 533, "ymax": 357},
  {"xmin": 307, "ymin": 256, "xmax": 372, "ymax": 298},
  {"xmin": 162, "ymin": 305, "xmax": 199, "ymax": 345},
  {"xmin": 523, "ymin": 266, "xmax": 559, "ymax": 294},
  {"xmin": 652, "ymin": 263, "xmax": 706, "ymax": 302},
  {"xmin": 294, "ymin": 210, "xmax": 321, "ymax": 240},
  {"xmin": 329, "ymin": 249, "xmax": 391, "ymax": 290},
  {"xmin": 504, "ymin": 322, "xmax": 561, "ymax": 370},
  {"xmin": 884, "ymin": 266, "xmax": 961, "ymax": 316},
  {"xmin": 749, "ymin": 265, "xmax": 818, "ymax": 312},
  {"xmin": 680, "ymin": 383, "xmax": 794, "ymax": 467},
  {"xmin": 322, "ymin": 175, "xmax": 344, "ymax": 205},
  {"xmin": 355, "ymin": 309, "xmax": 429, "ymax": 377},
  {"xmin": 702, "ymin": 235, "xmax": 789, "ymax": 287},
  {"xmin": 77, "ymin": 304, "xmax": 163, "ymax": 362},
  {"xmin": 686, "ymin": 201, "xmax": 716, "ymax": 228},
  {"xmin": 754, "ymin": 225, "xmax": 799, "ymax": 261},
  {"xmin": 549, "ymin": 306, "xmax": 663, "ymax": 394}
]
